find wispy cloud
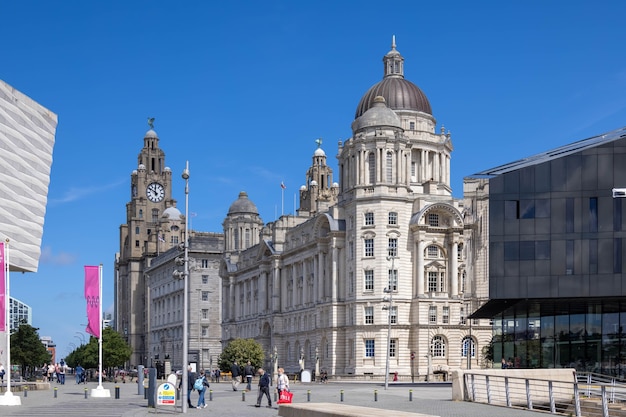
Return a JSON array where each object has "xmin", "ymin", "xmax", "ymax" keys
[
  {"xmin": 49, "ymin": 179, "xmax": 126, "ymax": 205},
  {"xmin": 40, "ymin": 246, "xmax": 77, "ymax": 265}
]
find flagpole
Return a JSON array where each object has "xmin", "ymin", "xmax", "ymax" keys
[
  {"xmin": 91, "ymin": 264, "xmax": 110, "ymax": 397},
  {"xmin": 281, "ymin": 188, "xmax": 284, "ymax": 216},
  {"xmin": 0, "ymin": 239, "xmax": 20, "ymax": 406}
]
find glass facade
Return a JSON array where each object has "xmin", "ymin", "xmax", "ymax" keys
[{"xmin": 493, "ymin": 299, "xmax": 626, "ymax": 376}]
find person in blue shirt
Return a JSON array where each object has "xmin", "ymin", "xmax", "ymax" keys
[
  {"xmin": 255, "ymin": 368, "xmax": 272, "ymax": 408},
  {"xmin": 75, "ymin": 364, "xmax": 85, "ymax": 384}
]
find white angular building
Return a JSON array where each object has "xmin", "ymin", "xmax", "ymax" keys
[{"xmin": 220, "ymin": 40, "xmax": 491, "ymax": 380}]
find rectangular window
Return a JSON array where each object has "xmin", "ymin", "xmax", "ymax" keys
[
  {"xmin": 364, "ymin": 212, "xmax": 374, "ymax": 226},
  {"xmin": 566, "ymin": 197, "xmax": 575, "ymax": 233},
  {"xmin": 349, "ymin": 271, "xmax": 354, "ymax": 294},
  {"xmin": 442, "ymin": 306, "xmax": 450, "ymax": 324},
  {"xmin": 427, "ymin": 245, "xmax": 438, "ymax": 258},
  {"xmin": 202, "ymin": 275, "xmax": 209, "ymax": 284},
  {"xmin": 589, "ymin": 239, "xmax": 598, "ymax": 274},
  {"xmin": 409, "ymin": 121, "xmax": 415, "ymax": 130},
  {"xmin": 349, "ymin": 241, "xmax": 354, "ymax": 259},
  {"xmin": 202, "ymin": 309, "xmax": 209, "ymax": 319},
  {"xmin": 590, "ymin": 197, "xmax": 598, "ymax": 232},
  {"xmin": 202, "ymin": 291, "xmax": 209, "ymax": 301},
  {"xmin": 365, "ymin": 339, "xmax": 375, "ymax": 357},
  {"xmin": 388, "ymin": 212, "xmax": 398, "ymax": 225},
  {"xmin": 615, "ymin": 238, "xmax": 622, "ymax": 274},
  {"xmin": 364, "ymin": 239, "xmax": 374, "ymax": 257},
  {"xmin": 364, "ymin": 270, "xmax": 374, "ymax": 291},
  {"xmin": 390, "ymin": 306, "xmax": 398, "ymax": 324},
  {"xmin": 520, "ymin": 200, "xmax": 535, "ymax": 219},
  {"xmin": 152, "ymin": 208, "xmax": 159, "ymax": 222},
  {"xmin": 535, "ymin": 199, "xmax": 550, "ymax": 218},
  {"xmin": 428, "ymin": 213, "xmax": 439, "ymax": 226},
  {"xmin": 364, "ymin": 306, "xmax": 374, "ymax": 324},
  {"xmin": 388, "ymin": 238, "xmax": 398, "ymax": 257},
  {"xmin": 135, "ymin": 240, "xmax": 140, "ymax": 247},
  {"xmin": 428, "ymin": 272, "xmax": 438, "ymax": 292},
  {"xmin": 429, "ymin": 305, "xmax": 437, "ymax": 324},
  {"xmin": 201, "ymin": 326, "xmax": 208, "ymax": 337},
  {"xmin": 201, "ymin": 259, "xmax": 209, "ymax": 268},
  {"xmin": 389, "ymin": 338, "xmax": 398, "ymax": 358},
  {"xmin": 615, "ymin": 198, "xmax": 623, "ymax": 232},
  {"xmin": 505, "ymin": 200, "xmax": 519, "ymax": 219},
  {"xmin": 460, "ymin": 307, "xmax": 466, "ymax": 325},
  {"xmin": 566, "ymin": 240, "xmax": 574, "ymax": 275},
  {"xmin": 388, "ymin": 269, "xmax": 398, "ymax": 291}
]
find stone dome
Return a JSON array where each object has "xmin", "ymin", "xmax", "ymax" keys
[
  {"xmin": 162, "ymin": 206, "xmax": 182, "ymax": 220},
  {"xmin": 352, "ymin": 96, "xmax": 402, "ymax": 132},
  {"xmin": 145, "ymin": 129, "xmax": 158, "ymax": 139},
  {"xmin": 355, "ymin": 38, "xmax": 432, "ymax": 118},
  {"xmin": 228, "ymin": 191, "xmax": 259, "ymax": 215}
]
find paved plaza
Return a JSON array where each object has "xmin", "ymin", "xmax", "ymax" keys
[{"xmin": 0, "ymin": 380, "xmax": 548, "ymax": 417}]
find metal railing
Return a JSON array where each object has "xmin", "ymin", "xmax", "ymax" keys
[{"xmin": 464, "ymin": 371, "xmax": 626, "ymax": 417}]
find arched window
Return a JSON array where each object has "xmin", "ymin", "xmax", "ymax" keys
[
  {"xmin": 461, "ymin": 336, "xmax": 475, "ymax": 358},
  {"xmin": 368, "ymin": 153, "xmax": 375, "ymax": 184},
  {"xmin": 386, "ymin": 151, "xmax": 393, "ymax": 183},
  {"xmin": 431, "ymin": 335, "xmax": 446, "ymax": 357}
]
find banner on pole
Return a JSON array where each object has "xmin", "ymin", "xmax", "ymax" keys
[{"xmin": 84, "ymin": 265, "xmax": 100, "ymax": 338}]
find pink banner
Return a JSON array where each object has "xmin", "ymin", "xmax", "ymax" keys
[
  {"xmin": 0, "ymin": 242, "xmax": 5, "ymax": 331},
  {"xmin": 84, "ymin": 265, "xmax": 100, "ymax": 338}
]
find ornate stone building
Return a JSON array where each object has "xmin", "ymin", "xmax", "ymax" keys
[
  {"xmin": 220, "ymin": 39, "xmax": 491, "ymax": 380},
  {"xmin": 115, "ymin": 126, "xmax": 224, "ymax": 371}
]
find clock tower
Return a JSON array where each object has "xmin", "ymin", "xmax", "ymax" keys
[{"xmin": 115, "ymin": 123, "xmax": 183, "ymax": 367}]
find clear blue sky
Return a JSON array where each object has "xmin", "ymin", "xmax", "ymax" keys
[{"xmin": 2, "ymin": 1, "xmax": 626, "ymax": 359}]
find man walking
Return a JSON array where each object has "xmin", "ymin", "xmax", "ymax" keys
[
  {"xmin": 244, "ymin": 361, "xmax": 254, "ymax": 391},
  {"xmin": 255, "ymin": 368, "xmax": 272, "ymax": 408},
  {"xmin": 231, "ymin": 361, "xmax": 240, "ymax": 391}
]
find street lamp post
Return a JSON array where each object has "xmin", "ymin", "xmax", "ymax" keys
[
  {"xmin": 383, "ymin": 253, "xmax": 396, "ymax": 390},
  {"xmin": 181, "ymin": 162, "xmax": 190, "ymax": 413}
]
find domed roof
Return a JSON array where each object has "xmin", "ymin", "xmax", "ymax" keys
[
  {"xmin": 228, "ymin": 191, "xmax": 259, "ymax": 215},
  {"xmin": 145, "ymin": 129, "xmax": 158, "ymax": 139},
  {"xmin": 314, "ymin": 148, "xmax": 326, "ymax": 157},
  {"xmin": 352, "ymin": 96, "xmax": 402, "ymax": 132},
  {"xmin": 162, "ymin": 206, "xmax": 182, "ymax": 220},
  {"xmin": 355, "ymin": 38, "xmax": 432, "ymax": 118}
]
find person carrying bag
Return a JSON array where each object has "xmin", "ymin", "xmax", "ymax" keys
[{"xmin": 276, "ymin": 367, "xmax": 292, "ymax": 404}]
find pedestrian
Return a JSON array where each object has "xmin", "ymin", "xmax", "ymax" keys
[
  {"xmin": 276, "ymin": 367, "xmax": 289, "ymax": 398},
  {"xmin": 244, "ymin": 361, "xmax": 254, "ymax": 391},
  {"xmin": 42, "ymin": 363, "xmax": 48, "ymax": 382},
  {"xmin": 59, "ymin": 360, "xmax": 66, "ymax": 384},
  {"xmin": 501, "ymin": 357, "xmax": 507, "ymax": 369},
  {"xmin": 76, "ymin": 364, "xmax": 85, "ymax": 384},
  {"xmin": 231, "ymin": 361, "xmax": 240, "ymax": 391},
  {"xmin": 195, "ymin": 370, "xmax": 210, "ymax": 409},
  {"xmin": 0, "ymin": 363, "xmax": 5, "ymax": 384},
  {"xmin": 255, "ymin": 368, "xmax": 272, "ymax": 408},
  {"xmin": 216, "ymin": 368, "xmax": 221, "ymax": 383},
  {"xmin": 179, "ymin": 365, "xmax": 196, "ymax": 409}
]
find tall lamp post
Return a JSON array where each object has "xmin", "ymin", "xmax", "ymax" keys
[
  {"xmin": 173, "ymin": 162, "xmax": 191, "ymax": 413},
  {"xmin": 196, "ymin": 288, "xmax": 202, "ymax": 372},
  {"xmin": 383, "ymin": 253, "xmax": 396, "ymax": 390}
]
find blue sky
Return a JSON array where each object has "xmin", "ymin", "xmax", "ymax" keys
[{"xmin": 2, "ymin": 1, "xmax": 626, "ymax": 359}]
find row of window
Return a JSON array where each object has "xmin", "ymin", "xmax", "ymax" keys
[
  {"xmin": 364, "ymin": 336, "xmax": 475, "ymax": 358},
  {"xmin": 364, "ymin": 211, "xmax": 398, "ymax": 226}
]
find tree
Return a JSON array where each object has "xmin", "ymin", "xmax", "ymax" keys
[
  {"xmin": 10, "ymin": 323, "xmax": 51, "ymax": 379},
  {"xmin": 218, "ymin": 338, "xmax": 265, "ymax": 372},
  {"xmin": 82, "ymin": 327, "xmax": 132, "ymax": 369}
]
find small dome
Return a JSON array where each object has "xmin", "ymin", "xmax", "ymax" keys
[
  {"xmin": 132, "ymin": 170, "xmax": 138, "ymax": 175},
  {"xmin": 332, "ymin": 182, "xmax": 339, "ymax": 188},
  {"xmin": 352, "ymin": 96, "xmax": 402, "ymax": 132},
  {"xmin": 300, "ymin": 185, "xmax": 307, "ymax": 191},
  {"xmin": 145, "ymin": 129, "xmax": 158, "ymax": 139},
  {"xmin": 164, "ymin": 167, "xmax": 171, "ymax": 172},
  {"xmin": 228, "ymin": 191, "xmax": 259, "ymax": 215},
  {"xmin": 311, "ymin": 180, "xmax": 318, "ymax": 186},
  {"xmin": 162, "ymin": 206, "xmax": 182, "ymax": 219},
  {"xmin": 138, "ymin": 164, "xmax": 146, "ymax": 171},
  {"xmin": 314, "ymin": 148, "xmax": 326, "ymax": 157}
]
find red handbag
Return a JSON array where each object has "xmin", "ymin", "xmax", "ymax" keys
[{"xmin": 278, "ymin": 390, "xmax": 293, "ymax": 404}]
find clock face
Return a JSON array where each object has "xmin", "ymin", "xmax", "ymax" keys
[{"xmin": 146, "ymin": 182, "xmax": 165, "ymax": 202}]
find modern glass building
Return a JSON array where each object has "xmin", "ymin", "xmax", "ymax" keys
[{"xmin": 465, "ymin": 126, "xmax": 626, "ymax": 375}]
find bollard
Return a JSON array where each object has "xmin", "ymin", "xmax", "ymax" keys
[
  {"xmin": 242, "ymin": 390, "xmax": 245, "ymax": 401},
  {"xmin": 54, "ymin": 387, "xmax": 58, "ymax": 398},
  {"xmin": 84, "ymin": 387, "xmax": 88, "ymax": 399},
  {"xmin": 274, "ymin": 391, "xmax": 277, "ymax": 402},
  {"xmin": 209, "ymin": 390, "xmax": 213, "ymax": 401},
  {"xmin": 374, "ymin": 389, "xmax": 378, "ymax": 401},
  {"xmin": 340, "ymin": 390, "xmax": 344, "ymax": 402},
  {"xmin": 24, "ymin": 386, "xmax": 28, "ymax": 397},
  {"xmin": 409, "ymin": 389, "xmax": 413, "ymax": 401},
  {"xmin": 307, "ymin": 390, "xmax": 311, "ymax": 402},
  {"xmin": 115, "ymin": 386, "xmax": 120, "ymax": 399}
]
